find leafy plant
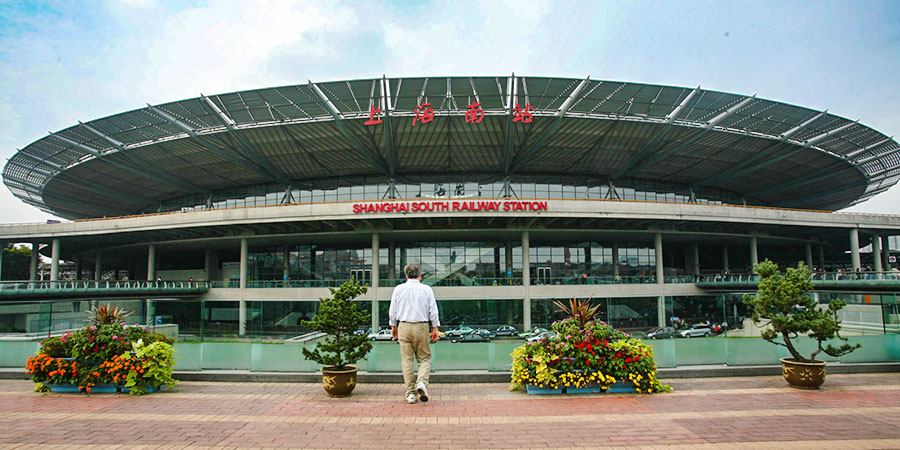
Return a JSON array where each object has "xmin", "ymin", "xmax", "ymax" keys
[
  {"xmin": 301, "ymin": 279, "xmax": 373, "ymax": 369},
  {"xmin": 85, "ymin": 304, "xmax": 134, "ymax": 327},
  {"xmin": 743, "ymin": 260, "xmax": 860, "ymax": 363},
  {"xmin": 553, "ymin": 297, "xmax": 601, "ymax": 329},
  {"xmin": 118, "ymin": 338, "xmax": 177, "ymax": 395}
]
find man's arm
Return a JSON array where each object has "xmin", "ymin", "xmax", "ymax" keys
[
  {"xmin": 427, "ymin": 286, "xmax": 440, "ymax": 342},
  {"xmin": 389, "ymin": 286, "xmax": 400, "ymax": 340}
]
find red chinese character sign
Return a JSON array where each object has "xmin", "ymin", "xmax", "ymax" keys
[
  {"xmin": 465, "ymin": 102, "xmax": 484, "ymax": 124},
  {"xmin": 364, "ymin": 106, "xmax": 383, "ymax": 126},
  {"xmin": 412, "ymin": 102, "xmax": 435, "ymax": 127},
  {"xmin": 513, "ymin": 103, "xmax": 534, "ymax": 123}
]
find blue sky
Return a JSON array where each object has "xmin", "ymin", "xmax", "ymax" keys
[{"xmin": 1, "ymin": 0, "xmax": 899, "ymax": 222}]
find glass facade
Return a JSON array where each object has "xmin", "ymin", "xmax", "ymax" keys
[
  {"xmin": 530, "ymin": 242, "xmax": 656, "ymax": 284},
  {"xmin": 150, "ymin": 176, "xmax": 751, "ymax": 214}
]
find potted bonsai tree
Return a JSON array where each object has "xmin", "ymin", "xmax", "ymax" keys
[
  {"xmin": 301, "ymin": 279, "xmax": 373, "ymax": 397},
  {"xmin": 744, "ymin": 260, "xmax": 859, "ymax": 389}
]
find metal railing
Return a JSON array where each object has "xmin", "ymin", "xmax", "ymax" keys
[
  {"xmin": 0, "ymin": 279, "xmax": 209, "ymax": 293},
  {"xmin": 697, "ymin": 271, "xmax": 900, "ymax": 283}
]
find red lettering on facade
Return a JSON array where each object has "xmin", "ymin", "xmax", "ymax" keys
[
  {"xmin": 512, "ymin": 103, "xmax": 534, "ymax": 123},
  {"xmin": 465, "ymin": 102, "xmax": 484, "ymax": 124},
  {"xmin": 412, "ymin": 102, "xmax": 435, "ymax": 127},
  {"xmin": 364, "ymin": 106, "xmax": 383, "ymax": 126}
]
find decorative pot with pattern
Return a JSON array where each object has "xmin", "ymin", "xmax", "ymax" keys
[
  {"xmin": 780, "ymin": 357, "xmax": 826, "ymax": 390},
  {"xmin": 321, "ymin": 365, "xmax": 358, "ymax": 397}
]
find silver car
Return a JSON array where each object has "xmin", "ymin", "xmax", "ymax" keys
[{"xmin": 679, "ymin": 324, "xmax": 712, "ymax": 338}]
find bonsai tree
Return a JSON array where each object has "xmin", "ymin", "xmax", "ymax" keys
[
  {"xmin": 301, "ymin": 279, "xmax": 373, "ymax": 369},
  {"xmin": 743, "ymin": 260, "xmax": 859, "ymax": 363}
]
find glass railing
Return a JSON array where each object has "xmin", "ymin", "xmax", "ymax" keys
[
  {"xmin": 0, "ymin": 279, "xmax": 209, "ymax": 292},
  {"xmin": 697, "ymin": 271, "xmax": 900, "ymax": 283},
  {"xmin": 532, "ymin": 275, "xmax": 659, "ymax": 285}
]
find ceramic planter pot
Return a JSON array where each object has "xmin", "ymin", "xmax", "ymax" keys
[
  {"xmin": 321, "ymin": 365, "xmax": 358, "ymax": 397},
  {"xmin": 780, "ymin": 357, "xmax": 826, "ymax": 390}
]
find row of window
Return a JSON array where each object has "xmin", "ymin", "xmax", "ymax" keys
[{"xmin": 152, "ymin": 178, "xmax": 750, "ymax": 213}]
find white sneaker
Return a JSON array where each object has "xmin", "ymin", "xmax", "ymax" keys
[
  {"xmin": 407, "ymin": 393, "xmax": 417, "ymax": 404},
  {"xmin": 416, "ymin": 382, "xmax": 429, "ymax": 402}
]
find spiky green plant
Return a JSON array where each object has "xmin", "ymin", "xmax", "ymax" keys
[
  {"xmin": 553, "ymin": 297, "xmax": 601, "ymax": 329},
  {"xmin": 301, "ymin": 279, "xmax": 373, "ymax": 369},
  {"xmin": 85, "ymin": 304, "xmax": 134, "ymax": 326},
  {"xmin": 743, "ymin": 260, "xmax": 859, "ymax": 363}
]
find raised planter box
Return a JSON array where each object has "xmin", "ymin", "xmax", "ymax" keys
[
  {"xmin": 47, "ymin": 384, "xmax": 162, "ymax": 394},
  {"xmin": 525, "ymin": 384, "xmax": 563, "ymax": 394}
]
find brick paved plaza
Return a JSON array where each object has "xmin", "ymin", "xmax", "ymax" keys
[{"xmin": 0, "ymin": 373, "xmax": 898, "ymax": 449}]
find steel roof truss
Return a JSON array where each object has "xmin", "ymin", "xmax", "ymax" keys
[
  {"xmin": 847, "ymin": 136, "xmax": 894, "ymax": 159},
  {"xmin": 14, "ymin": 150, "xmax": 63, "ymax": 170},
  {"xmin": 308, "ymin": 81, "xmax": 390, "ymax": 177}
]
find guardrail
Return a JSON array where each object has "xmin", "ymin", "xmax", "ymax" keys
[
  {"xmin": 698, "ymin": 271, "xmax": 900, "ymax": 283},
  {"xmin": 0, "ymin": 280, "xmax": 209, "ymax": 300}
]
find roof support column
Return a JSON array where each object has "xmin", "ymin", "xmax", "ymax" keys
[
  {"xmin": 239, "ymin": 238, "xmax": 248, "ymax": 336},
  {"xmin": 612, "ymin": 242, "xmax": 620, "ymax": 280},
  {"xmin": 691, "ymin": 243, "xmax": 700, "ymax": 277},
  {"xmin": 749, "ymin": 236, "xmax": 759, "ymax": 271},
  {"xmin": 50, "ymin": 238, "xmax": 60, "ymax": 289},
  {"xmin": 805, "ymin": 242, "xmax": 814, "ymax": 271},
  {"xmin": 522, "ymin": 231, "xmax": 531, "ymax": 332},
  {"xmin": 818, "ymin": 244, "xmax": 826, "ymax": 271},
  {"xmin": 882, "ymin": 235, "xmax": 892, "ymax": 271},
  {"xmin": 722, "ymin": 245, "xmax": 730, "ymax": 274},
  {"xmin": 371, "ymin": 233, "xmax": 380, "ymax": 332},
  {"xmin": 147, "ymin": 245, "xmax": 157, "ymax": 281},
  {"xmin": 95, "ymin": 252, "xmax": 102, "ymax": 281},
  {"xmin": 30, "ymin": 242, "xmax": 40, "ymax": 281},
  {"xmin": 872, "ymin": 235, "xmax": 883, "ymax": 278},
  {"xmin": 283, "ymin": 245, "xmax": 290, "ymax": 286},
  {"xmin": 849, "ymin": 229, "xmax": 861, "ymax": 273},
  {"xmin": 74, "ymin": 257, "xmax": 82, "ymax": 281},
  {"xmin": 655, "ymin": 233, "xmax": 665, "ymax": 328}
]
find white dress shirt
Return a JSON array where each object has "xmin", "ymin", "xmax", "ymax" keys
[{"xmin": 388, "ymin": 279, "xmax": 440, "ymax": 327}]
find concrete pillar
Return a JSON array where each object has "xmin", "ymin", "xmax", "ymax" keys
[
  {"xmin": 505, "ymin": 240, "xmax": 513, "ymax": 279},
  {"xmin": 818, "ymin": 244, "xmax": 826, "ymax": 270},
  {"xmin": 204, "ymin": 249, "xmax": 212, "ymax": 281},
  {"xmin": 749, "ymin": 236, "xmax": 758, "ymax": 270},
  {"xmin": 74, "ymin": 257, "xmax": 82, "ymax": 280},
  {"xmin": 655, "ymin": 233, "xmax": 665, "ymax": 328},
  {"xmin": 611, "ymin": 242, "xmax": 620, "ymax": 280},
  {"xmin": 692, "ymin": 243, "xmax": 700, "ymax": 277},
  {"xmin": 849, "ymin": 228, "xmax": 860, "ymax": 272},
  {"xmin": 873, "ymin": 235, "xmax": 883, "ymax": 277},
  {"xmin": 30, "ymin": 243, "xmax": 39, "ymax": 281},
  {"xmin": 282, "ymin": 245, "xmax": 290, "ymax": 283},
  {"xmin": 722, "ymin": 245, "xmax": 729, "ymax": 273},
  {"xmin": 50, "ymin": 238, "xmax": 60, "ymax": 288},
  {"xmin": 239, "ymin": 238, "xmax": 248, "ymax": 336},
  {"xmin": 147, "ymin": 245, "xmax": 156, "ymax": 280},
  {"xmin": 0, "ymin": 246, "xmax": 3, "ymax": 281},
  {"xmin": 94, "ymin": 252, "xmax": 102, "ymax": 281},
  {"xmin": 371, "ymin": 233, "xmax": 380, "ymax": 332},
  {"xmin": 388, "ymin": 243, "xmax": 396, "ymax": 281},
  {"xmin": 804, "ymin": 242, "xmax": 814, "ymax": 270},
  {"xmin": 522, "ymin": 232, "xmax": 531, "ymax": 332},
  {"xmin": 882, "ymin": 235, "xmax": 891, "ymax": 270}
]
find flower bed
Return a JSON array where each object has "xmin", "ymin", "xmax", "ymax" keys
[
  {"xmin": 25, "ymin": 306, "xmax": 177, "ymax": 395},
  {"xmin": 511, "ymin": 317, "xmax": 670, "ymax": 395}
]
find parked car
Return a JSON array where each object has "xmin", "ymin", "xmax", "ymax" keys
[
  {"xmin": 518, "ymin": 328, "xmax": 548, "ymax": 339},
  {"xmin": 354, "ymin": 327, "xmax": 372, "ymax": 336},
  {"xmin": 525, "ymin": 330, "xmax": 557, "ymax": 343},
  {"xmin": 644, "ymin": 327, "xmax": 676, "ymax": 339},
  {"xmin": 445, "ymin": 326, "xmax": 475, "ymax": 337},
  {"xmin": 472, "ymin": 328, "xmax": 496, "ymax": 338},
  {"xmin": 368, "ymin": 329, "xmax": 394, "ymax": 341},
  {"xmin": 494, "ymin": 325, "xmax": 518, "ymax": 336},
  {"xmin": 678, "ymin": 324, "xmax": 712, "ymax": 338},
  {"xmin": 451, "ymin": 333, "xmax": 490, "ymax": 343}
]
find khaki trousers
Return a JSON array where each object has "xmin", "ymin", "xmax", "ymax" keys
[{"xmin": 397, "ymin": 321, "xmax": 432, "ymax": 396}]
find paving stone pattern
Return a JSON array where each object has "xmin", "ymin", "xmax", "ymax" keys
[{"xmin": 0, "ymin": 374, "xmax": 899, "ymax": 449}]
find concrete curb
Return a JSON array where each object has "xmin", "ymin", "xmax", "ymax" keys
[{"xmin": 3, "ymin": 362, "xmax": 898, "ymax": 383}]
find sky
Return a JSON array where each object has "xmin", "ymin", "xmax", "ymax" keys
[{"xmin": 1, "ymin": 0, "xmax": 898, "ymax": 223}]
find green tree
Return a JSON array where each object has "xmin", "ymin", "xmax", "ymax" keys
[
  {"xmin": 743, "ymin": 260, "xmax": 859, "ymax": 363},
  {"xmin": 1, "ymin": 244, "xmax": 32, "ymax": 281},
  {"xmin": 301, "ymin": 279, "xmax": 373, "ymax": 369}
]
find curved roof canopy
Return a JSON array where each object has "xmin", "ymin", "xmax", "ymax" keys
[{"xmin": 4, "ymin": 76, "xmax": 899, "ymax": 218}]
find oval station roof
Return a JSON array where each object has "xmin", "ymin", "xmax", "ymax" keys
[{"xmin": 4, "ymin": 76, "xmax": 900, "ymax": 219}]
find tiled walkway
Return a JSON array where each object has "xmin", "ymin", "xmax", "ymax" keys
[{"xmin": 1, "ymin": 373, "xmax": 899, "ymax": 449}]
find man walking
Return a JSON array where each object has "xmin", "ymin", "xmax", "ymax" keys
[{"xmin": 389, "ymin": 263, "xmax": 440, "ymax": 404}]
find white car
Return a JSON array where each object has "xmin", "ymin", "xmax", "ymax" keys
[
  {"xmin": 679, "ymin": 324, "xmax": 712, "ymax": 338},
  {"xmin": 368, "ymin": 329, "xmax": 394, "ymax": 341},
  {"xmin": 525, "ymin": 330, "xmax": 557, "ymax": 343}
]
